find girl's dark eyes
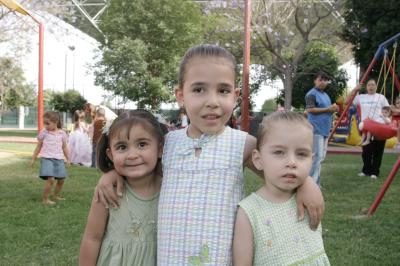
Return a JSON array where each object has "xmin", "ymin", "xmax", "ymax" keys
[
  {"xmin": 138, "ymin": 142, "xmax": 148, "ymax": 148},
  {"xmin": 193, "ymin": 87, "xmax": 204, "ymax": 93},
  {"xmin": 115, "ymin": 144, "xmax": 127, "ymax": 150}
]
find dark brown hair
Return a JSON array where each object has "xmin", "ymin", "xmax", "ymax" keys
[
  {"xmin": 96, "ymin": 109, "xmax": 167, "ymax": 173},
  {"xmin": 43, "ymin": 111, "xmax": 62, "ymax": 129},
  {"xmin": 382, "ymin": 106, "xmax": 391, "ymax": 114},
  {"xmin": 178, "ymin": 44, "xmax": 237, "ymax": 89},
  {"xmin": 256, "ymin": 111, "xmax": 313, "ymax": 149}
]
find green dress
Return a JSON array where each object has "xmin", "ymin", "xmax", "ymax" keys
[
  {"xmin": 239, "ymin": 193, "xmax": 330, "ymax": 266},
  {"xmin": 96, "ymin": 183, "xmax": 159, "ymax": 266}
]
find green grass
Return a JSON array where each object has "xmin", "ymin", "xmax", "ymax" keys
[
  {"xmin": 0, "ymin": 130, "xmax": 37, "ymax": 138},
  {"xmin": 1, "ymin": 149, "xmax": 399, "ymax": 265}
]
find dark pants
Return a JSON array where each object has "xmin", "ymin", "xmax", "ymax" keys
[
  {"xmin": 91, "ymin": 143, "xmax": 97, "ymax": 168},
  {"xmin": 361, "ymin": 138, "xmax": 386, "ymax": 176}
]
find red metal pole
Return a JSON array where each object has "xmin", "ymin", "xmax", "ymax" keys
[
  {"xmin": 241, "ymin": 0, "xmax": 251, "ymax": 132},
  {"xmin": 328, "ymin": 58, "xmax": 378, "ymax": 141},
  {"xmin": 37, "ymin": 23, "xmax": 44, "ymax": 133},
  {"xmin": 367, "ymin": 158, "xmax": 400, "ymax": 217}
]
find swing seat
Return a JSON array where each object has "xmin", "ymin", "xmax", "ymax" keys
[{"xmin": 362, "ymin": 118, "xmax": 397, "ymax": 139}]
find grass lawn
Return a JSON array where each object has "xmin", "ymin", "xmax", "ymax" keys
[
  {"xmin": 0, "ymin": 130, "xmax": 37, "ymax": 138},
  {"xmin": 1, "ymin": 145, "xmax": 399, "ymax": 264}
]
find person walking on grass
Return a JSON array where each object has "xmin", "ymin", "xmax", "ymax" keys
[
  {"xmin": 31, "ymin": 111, "xmax": 70, "ymax": 205},
  {"xmin": 233, "ymin": 112, "xmax": 330, "ymax": 266},
  {"xmin": 79, "ymin": 110, "xmax": 165, "ymax": 265},
  {"xmin": 305, "ymin": 71, "xmax": 339, "ymax": 186}
]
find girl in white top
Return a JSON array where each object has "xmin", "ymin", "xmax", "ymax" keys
[{"xmin": 69, "ymin": 110, "xmax": 92, "ymax": 166}]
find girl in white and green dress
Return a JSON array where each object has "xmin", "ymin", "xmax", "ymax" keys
[
  {"xmin": 79, "ymin": 110, "xmax": 165, "ymax": 266},
  {"xmin": 233, "ymin": 112, "xmax": 330, "ymax": 266}
]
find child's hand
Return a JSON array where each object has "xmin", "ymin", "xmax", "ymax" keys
[
  {"xmin": 296, "ymin": 177, "xmax": 324, "ymax": 230},
  {"xmin": 66, "ymin": 160, "xmax": 71, "ymax": 167},
  {"xmin": 30, "ymin": 158, "xmax": 35, "ymax": 167},
  {"xmin": 94, "ymin": 169, "xmax": 125, "ymax": 208}
]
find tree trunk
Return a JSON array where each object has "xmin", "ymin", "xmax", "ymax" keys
[{"xmin": 283, "ymin": 72, "xmax": 293, "ymax": 110}]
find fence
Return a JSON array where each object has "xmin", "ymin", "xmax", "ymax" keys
[{"xmin": 0, "ymin": 107, "xmax": 72, "ymax": 129}]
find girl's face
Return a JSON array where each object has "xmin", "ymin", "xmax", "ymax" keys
[
  {"xmin": 175, "ymin": 56, "xmax": 239, "ymax": 138},
  {"xmin": 44, "ymin": 118, "xmax": 58, "ymax": 131},
  {"xmin": 366, "ymin": 80, "xmax": 377, "ymax": 94},
  {"xmin": 106, "ymin": 124, "xmax": 162, "ymax": 181},
  {"xmin": 252, "ymin": 122, "xmax": 313, "ymax": 200},
  {"xmin": 395, "ymin": 100, "xmax": 400, "ymax": 108}
]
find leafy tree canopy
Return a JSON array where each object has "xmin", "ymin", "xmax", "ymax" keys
[
  {"xmin": 261, "ymin": 98, "xmax": 278, "ymax": 112},
  {"xmin": 0, "ymin": 57, "xmax": 35, "ymax": 111},
  {"xmin": 342, "ymin": 0, "xmax": 400, "ymax": 72},
  {"xmin": 290, "ymin": 42, "xmax": 348, "ymax": 108},
  {"xmin": 94, "ymin": 0, "xmax": 207, "ymax": 110},
  {"xmin": 50, "ymin": 90, "xmax": 86, "ymax": 114}
]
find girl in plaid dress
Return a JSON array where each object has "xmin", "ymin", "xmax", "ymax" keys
[{"xmin": 96, "ymin": 45, "xmax": 324, "ymax": 265}]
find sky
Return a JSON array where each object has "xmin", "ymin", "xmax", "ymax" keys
[{"xmin": 2, "ymin": 13, "xmax": 358, "ymax": 111}]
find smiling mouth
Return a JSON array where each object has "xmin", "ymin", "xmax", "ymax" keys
[
  {"xmin": 202, "ymin": 114, "xmax": 220, "ymax": 120},
  {"xmin": 125, "ymin": 163, "xmax": 143, "ymax": 167}
]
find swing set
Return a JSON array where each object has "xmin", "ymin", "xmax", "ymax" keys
[{"xmin": 329, "ymin": 32, "xmax": 400, "ymax": 217}]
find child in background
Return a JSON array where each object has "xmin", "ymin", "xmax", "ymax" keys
[
  {"xmin": 68, "ymin": 110, "xmax": 92, "ymax": 167},
  {"xmin": 79, "ymin": 110, "xmax": 164, "ymax": 265},
  {"xmin": 359, "ymin": 106, "xmax": 393, "ymax": 146},
  {"xmin": 233, "ymin": 112, "xmax": 330, "ymax": 266},
  {"xmin": 91, "ymin": 108, "xmax": 106, "ymax": 168},
  {"xmin": 96, "ymin": 44, "xmax": 324, "ymax": 265},
  {"xmin": 31, "ymin": 111, "xmax": 70, "ymax": 205}
]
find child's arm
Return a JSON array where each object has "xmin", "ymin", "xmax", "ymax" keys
[
  {"xmin": 95, "ymin": 169, "xmax": 125, "ymax": 208},
  {"xmin": 243, "ymin": 135, "xmax": 324, "ymax": 230},
  {"xmin": 296, "ymin": 177, "xmax": 324, "ymax": 230},
  {"xmin": 79, "ymin": 195, "xmax": 109, "ymax": 265},
  {"xmin": 233, "ymin": 207, "xmax": 253, "ymax": 266},
  {"xmin": 31, "ymin": 141, "xmax": 43, "ymax": 166},
  {"xmin": 62, "ymin": 140, "xmax": 71, "ymax": 166}
]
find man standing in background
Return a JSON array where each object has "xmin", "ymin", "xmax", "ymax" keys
[{"xmin": 305, "ymin": 71, "xmax": 338, "ymax": 186}]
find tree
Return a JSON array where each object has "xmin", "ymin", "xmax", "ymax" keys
[
  {"xmin": 0, "ymin": 57, "xmax": 35, "ymax": 112},
  {"xmin": 342, "ymin": 0, "xmax": 400, "ymax": 73},
  {"xmin": 0, "ymin": 1, "xmax": 69, "ymax": 57},
  {"xmin": 261, "ymin": 98, "xmax": 277, "ymax": 113},
  {"xmin": 94, "ymin": 0, "xmax": 207, "ymax": 110},
  {"xmin": 205, "ymin": 0, "xmax": 344, "ymax": 110},
  {"xmin": 50, "ymin": 90, "xmax": 86, "ymax": 114},
  {"xmin": 290, "ymin": 42, "xmax": 348, "ymax": 108}
]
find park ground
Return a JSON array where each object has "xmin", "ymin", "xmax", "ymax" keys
[{"xmin": 0, "ymin": 134, "xmax": 399, "ymax": 265}]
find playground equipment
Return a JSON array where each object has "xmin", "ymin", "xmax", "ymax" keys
[{"xmin": 330, "ymin": 32, "xmax": 400, "ymax": 217}]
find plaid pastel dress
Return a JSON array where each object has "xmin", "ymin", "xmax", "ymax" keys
[
  {"xmin": 158, "ymin": 126, "xmax": 247, "ymax": 265},
  {"xmin": 239, "ymin": 193, "xmax": 330, "ymax": 266}
]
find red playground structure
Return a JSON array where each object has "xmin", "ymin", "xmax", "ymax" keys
[{"xmin": 330, "ymin": 32, "xmax": 400, "ymax": 217}]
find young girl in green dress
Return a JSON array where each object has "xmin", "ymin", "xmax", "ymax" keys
[
  {"xmin": 233, "ymin": 111, "xmax": 330, "ymax": 266},
  {"xmin": 79, "ymin": 110, "xmax": 165, "ymax": 265}
]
